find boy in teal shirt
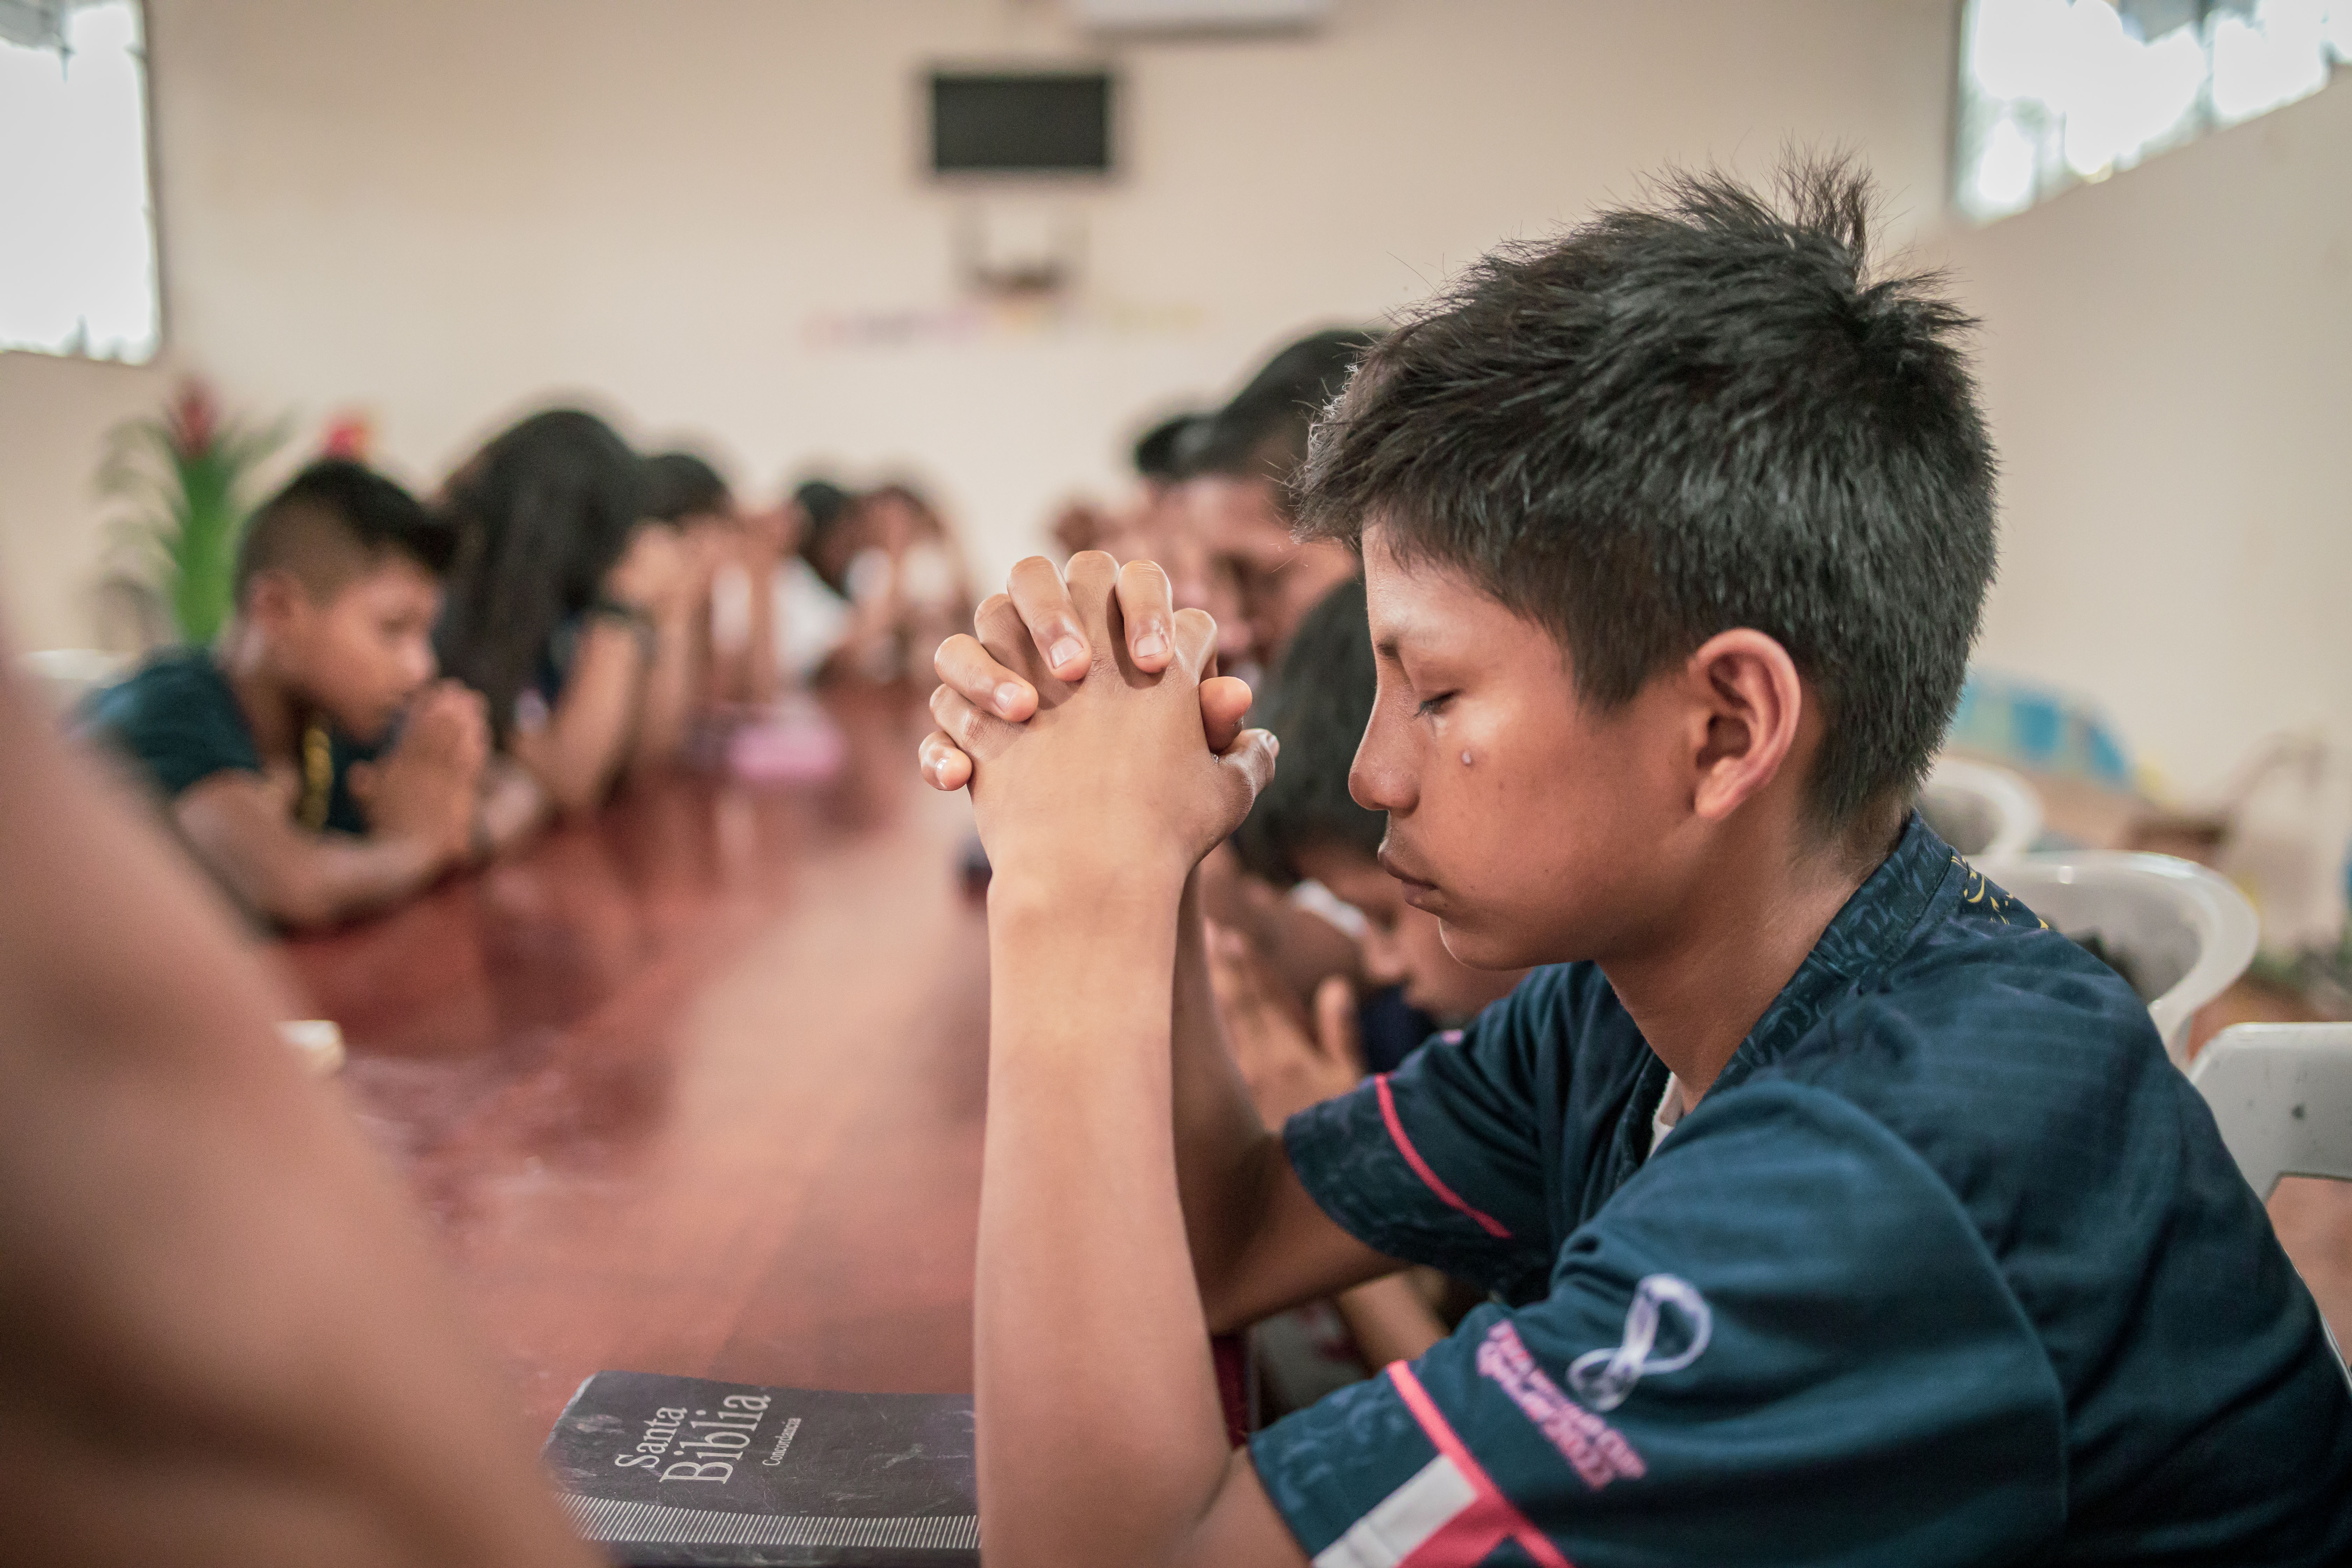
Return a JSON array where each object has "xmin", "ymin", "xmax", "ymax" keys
[{"xmin": 83, "ymin": 458, "xmax": 495, "ymax": 927}]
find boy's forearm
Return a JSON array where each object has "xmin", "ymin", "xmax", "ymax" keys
[
  {"xmin": 1168, "ymin": 869, "xmax": 1293, "ymax": 1320},
  {"xmin": 630, "ymin": 612, "xmax": 699, "ymax": 772},
  {"xmin": 978, "ymin": 878, "xmax": 1239, "ymax": 1568},
  {"xmin": 177, "ymin": 787, "xmax": 454, "ymax": 930},
  {"xmin": 743, "ymin": 564, "xmax": 781, "ymax": 704},
  {"xmin": 519, "ymin": 625, "xmax": 639, "ymax": 816},
  {"xmin": 475, "ymin": 758, "xmax": 550, "ymax": 859},
  {"xmin": 239, "ymin": 831, "xmax": 456, "ymax": 930},
  {"xmin": 1333, "ymin": 1273, "xmax": 1448, "ymax": 1370}
]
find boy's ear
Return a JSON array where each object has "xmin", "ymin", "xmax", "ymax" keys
[
  {"xmin": 240, "ymin": 568, "xmax": 309, "ymax": 632},
  {"xmin": 1683, "ymin": 629, "xmax": 1804, "ymax": 824}
]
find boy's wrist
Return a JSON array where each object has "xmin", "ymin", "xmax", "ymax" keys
[
  {"xmin": 986, "ymin": 854, "xmax": 1192, "ymax": 931},
  {"xmin": 370, "ymin": 790, "xmax": 475, "ymax": 871}
]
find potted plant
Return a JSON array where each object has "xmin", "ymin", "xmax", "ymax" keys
[{"xmin": 102, "ymin": 378, "xmax": 287, "ymax": 645}]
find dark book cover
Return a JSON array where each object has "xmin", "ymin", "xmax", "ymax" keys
[{"xmin": 542, "ymin": 1372, "xmax": 978, "ymax": 1567}]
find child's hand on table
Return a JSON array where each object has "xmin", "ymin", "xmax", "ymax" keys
[{"xmin": 918, "ymin": 552, "xmax": 1278, "ymax": 900}]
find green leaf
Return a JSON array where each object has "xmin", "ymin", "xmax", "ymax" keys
[{"xmin": 97, "ymin": 389, "xmax": 293, "ymax": 643}]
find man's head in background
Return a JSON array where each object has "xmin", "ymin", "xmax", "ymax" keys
[
  {"xmin": 1051, "ymin": 411, "xmax": 1211, "ymax": 562},
  {"xmin": 1175, "ymin": 328, "xmax": 1379, "ymax": 671},
  {"xmin": 1237, "ymin": 578, "xmax": 1528, "ymax": 1023},
  {"xmin": 1298, "ymin": 160, "xmax": 1997, "ymax": 973},
  {"xmin": 1132, "ymin": 410, "xmax": 1208, "ymax": 499},
  {"xmin": 232, "ymin": 458, "xmax": 455, "ymax": 744}
]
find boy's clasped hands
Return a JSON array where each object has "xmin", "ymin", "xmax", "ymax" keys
[
  {"xmin": 919, "ymin": 550, "xmax": 1279, "ymax": 900},
  {"xmin": 348, "ymin": 680, "xmax": 491, "ymax": 868}
]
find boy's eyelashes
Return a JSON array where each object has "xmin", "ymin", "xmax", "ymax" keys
[{"xmin": 1414, "ymin": 691, "xmax": 1457, "ymax": 720}]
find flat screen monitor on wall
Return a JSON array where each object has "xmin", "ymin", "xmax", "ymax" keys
[{"xmin": 929, "ymin": 71, "xmax": 1113, "ymax": 176}]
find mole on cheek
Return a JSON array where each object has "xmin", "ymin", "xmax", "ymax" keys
[{"xmin": 1461, "ymin": 750, "xmax": 1474, "ymax": 766}]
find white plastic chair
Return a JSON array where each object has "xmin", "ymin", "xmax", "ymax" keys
[
  {"xmin": 2188, "ymin": 1023, "xmax": 2352, "ymax": 1198},
  {"xmin": 1919, "ymin": 757, "xmax": 2044, "ymax": 866},
  {"xmin": 1995, "ymin": 853, "xmax": 2260, "ymax": 1068},
  {"xmin": 2191, "ymin": 1023, "xmax": 2352, "ymax": 1385}
]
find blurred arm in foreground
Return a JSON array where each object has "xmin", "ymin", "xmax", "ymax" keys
[{"xmin": 0, "ymin": 631, "xmax": 592, "ymax": 1568}]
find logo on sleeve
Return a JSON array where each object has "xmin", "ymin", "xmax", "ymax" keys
[
  {"xmin": 1474, "ymin": 1320, "xmax": 1645, "ymax": 1491},
  {"xmin": 1567, "ymin": 1273, "xmax": 1712, "ymax": 1413}
]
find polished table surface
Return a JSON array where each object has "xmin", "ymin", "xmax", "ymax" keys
[{"xmin": 274, "ymin": 688, "xmax": 989, "ymax": 1433}]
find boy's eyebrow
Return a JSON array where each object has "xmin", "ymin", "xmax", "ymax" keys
[{"xmin": 1371, "ymin": 613, "xmax": 1442, "ymax": 663}]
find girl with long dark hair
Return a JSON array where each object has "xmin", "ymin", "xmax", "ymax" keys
[{"xmin": 435, "ymin": 408, "xmax": 700, "ymax": 817}]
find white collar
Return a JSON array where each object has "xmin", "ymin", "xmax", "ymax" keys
[{"xmin": 1648, "ymin": 1071, "xmax": 1687, "ymax": 1160}]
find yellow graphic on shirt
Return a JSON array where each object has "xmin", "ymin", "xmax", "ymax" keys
[
  {"xmin": 298, "ymin": 722, "xmax": 334, "ymax": 832},
  {"xmin": 1952, "ymin": 853, "xmax": 2049, "ymax": 930}
]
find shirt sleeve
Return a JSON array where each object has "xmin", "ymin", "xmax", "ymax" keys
[
  {"xmin": 1252, "ymin": 1080, "xmax": 2067, "ymax": 1568},
  {"xmin": 84, "ymin": 666, "xmax": 262, "ymax": 799},
  {"xmin": 1281, "ymin": 983, "xmax": 1561, "ymax": 1296}
]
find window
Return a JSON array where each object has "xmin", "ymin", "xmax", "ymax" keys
[
  {"xmin": 0, "ymin": 0, "xmax": 160, "ymax": 361},
  {"xmin": 1955, "ymin": 0, "xmax": 2352, "ymax": 223}
]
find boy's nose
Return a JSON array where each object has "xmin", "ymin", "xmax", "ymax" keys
[{"xmin": 1350, "ymin": 726, "xmax": 1415, "ymax": 815}]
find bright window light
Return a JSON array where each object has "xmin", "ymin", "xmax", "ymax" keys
[
  {"xmin": 1955, "ymin": 0, "xmax": 2348, "ymax": 222},
  {"xmin": 0, "ymin": 0, "xmax": 160, "ymax": 362}
]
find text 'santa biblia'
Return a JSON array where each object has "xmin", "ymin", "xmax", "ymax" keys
[{"xmin": 542, "ymin": 1371, "xmax": 976, "ymax": 1567}]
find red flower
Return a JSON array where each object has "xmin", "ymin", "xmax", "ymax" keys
[
  {"xmin": 163, "ymin": 378, "xmax": 220, "ymax": 458},
  {"xmin": 320, "ymin": 411, "xmax": 373, "ymax": 460}
]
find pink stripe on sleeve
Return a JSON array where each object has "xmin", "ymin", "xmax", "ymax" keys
[
  {"xmin": 1375, "ymin": 1074, "xmax": 1513, "ymax": 1239},
  {"xmin": 1388, "ymin": 1363, "xmax": 1577, "ymax": 1568}
]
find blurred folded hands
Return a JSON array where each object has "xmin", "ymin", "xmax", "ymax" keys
[{"xmin": 1208, "ymin": 920, "xmax": 1365, "ymax": 1125}]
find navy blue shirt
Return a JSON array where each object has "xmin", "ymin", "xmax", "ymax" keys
[
  {"xmin": 79, "ymin": 648, "xmax": 375, "ymax": 836},
  {"xmin": 1254, "ymin": 818, "xmax": 2352, "ymax": 1565}
]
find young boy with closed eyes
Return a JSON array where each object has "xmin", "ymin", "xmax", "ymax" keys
[
  {"xmin": 918, "ymin": 163, "xmax": 2352, "ymax": 1567},
  {"xmin": 82, "ymin": 458, "xmax": 489, "ymax": 928}
]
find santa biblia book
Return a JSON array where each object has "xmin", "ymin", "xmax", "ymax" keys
[{"xmin": 542, "ymin": 1371, "xmax": 977, "ymax": 1567}]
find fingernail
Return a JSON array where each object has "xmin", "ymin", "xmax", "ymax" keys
[
  {"xmin": 1048, "ymin": 637, "xmax": 1085, "ymax": 670},
  {"xmin": 1269, "ymin": 735, "xmax": 1281, "ymax": 759},
  {"xmin": 1134, "ymin": 629, "xmax": 1169, "ymax": 660},
  {"xmin": 995, "ymin": 682, "xmax": 1026, "ymax": 714}
]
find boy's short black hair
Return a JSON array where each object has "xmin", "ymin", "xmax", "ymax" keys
[
  {"xmin": 642, "ymin": 450, "xmax": 733, "ymax": 523},
  {"xmin": 1235, "ymin": 577, "xmax": 1385, "ymax": 885},
  {"xmin": 1296, "ymin": 159, "xmax": 1997, "ymax": 831},
  {"xmin": 1186, "ymin": 328, "xmax": 1381, "ymax": 503},
  {"xmin": 234, "ymin": 458, "xmax": 453, "ymax": 605}
]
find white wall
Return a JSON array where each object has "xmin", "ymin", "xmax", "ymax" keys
[
  {"xmin": 0, "ymin": 349, "xmax": 173, "ymax": 650},
  {"xmin": 0, "ymin": 0, "xmax": 1954, "ymax": 652},
  {"xmin": 1927, "ymin": 79, "xmax": 2352, "ymax": 795},
  {"xmin": 6, "ymin": 0, "xmax": 2342, "ymax": 798}
]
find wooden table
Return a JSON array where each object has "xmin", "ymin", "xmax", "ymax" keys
[{"xmin": 273, "ymin": 688, "xmax": 990, "ymax": 1433}]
